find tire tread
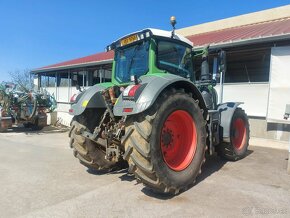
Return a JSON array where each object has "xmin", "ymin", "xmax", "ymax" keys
[{"xmin": 125, "ymin": 88, "xmax": 207, "ymax": 194}]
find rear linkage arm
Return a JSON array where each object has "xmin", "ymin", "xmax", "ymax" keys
[{"xmin": 80, "ymin": 87, "xmax": 129, "ymax": 162}]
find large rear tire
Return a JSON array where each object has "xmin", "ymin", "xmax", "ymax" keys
[
  {"xmin": 217, "ymin": 108, "xmax": 249, "ymax": 161},
  {"xmin": 69, "ymin": 109, "xmax": 123, "ymax": 171},
  {"xmin": 0, "ymin": 127, "xmax": 7, "ymax": 132},
  {"xmin": 124, "ymin": 89, "xmax": 207, "ymax": 194},
  {"xmin": 24, "ymin": 119, "xmax": 45, "ymax": 131},
  {"xmin": 0, "ymin": 117, "xmax": 12, "ymax": 132}
]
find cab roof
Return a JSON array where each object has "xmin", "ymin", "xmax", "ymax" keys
[{"xmin": 112, "ymin": 28, "xmax": 193, "ymax": 48}]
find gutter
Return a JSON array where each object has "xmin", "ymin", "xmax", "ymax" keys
[{"xmin": 193, "ymin": 33, "xmax": 290, "ymax": 50}]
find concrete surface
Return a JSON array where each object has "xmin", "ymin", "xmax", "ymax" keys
[
  {"xmin": 288, "ymin": 153, "xmax": 290, "ymax": 174},
  {"xmin": 0, "ymin": 127, "xmax": 289, "ymax": 218},
  {"xmin": 248, "ymin": 118, "xmax": 290, "ymax": 142}
]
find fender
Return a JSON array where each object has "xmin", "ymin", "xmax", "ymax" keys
[
  {"xmin": 217, "ymin": 102, "xmax": 243, "ymax": 140},
  {"xmin": 70, "ymin": 83, "xmax": 111, "ymax": 116},
  {"xmin": 113, "ymin": 74, "xmax": 207, "ymax": 118}
]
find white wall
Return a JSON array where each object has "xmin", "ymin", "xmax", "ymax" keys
[
  {"xmin": 56, "ymin": 110, "xmax": 73, "ymax": 126},
  {"xmin": 45, "ymin": 87, "xmax": 57, "ymax": 98},
  {"xmin": 57, "ymin": 87, "xmax": 69, "ymax": 102},
  {"xmin": 43, "ymin": 86, "xmax": 80, "ymax": 126},
  {"xmin": 42, "ymin": 82, "xmax": 271, "ymax": 127},
  {"xmin": 267, "ymin": 46, "xmax": 290, "ymax": 124},
  {"xmin": 215, "ymin": 83, "xmax": 269, "ymax": 117}
]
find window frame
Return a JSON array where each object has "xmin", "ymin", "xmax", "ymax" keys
[
  {"xmin": 114, "ymin": 40, "xmax": 150, "ymax": 84},
  {"xmin": 155, "ymin": 38, "xmax": 194, "ymax": 80}
]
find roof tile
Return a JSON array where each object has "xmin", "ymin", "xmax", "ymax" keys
[
  {"xmin": 35, "ymin": 17, "xmax": 290, "ymax": 72},
  {"xmin": 187, "ymin": 17, "xmax": 290, "ymax": 47}
]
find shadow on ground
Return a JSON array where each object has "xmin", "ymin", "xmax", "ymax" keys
[
  {"xmin": 140, "ymin": 149, "xmax": 254, "ymax": 199},
  {"xmin": 1, "ymin": 125, "xmax": 69, "ymax": 135},
  {"xmin": 83, "ymin": 149, "xmax": 254, "ymax": 200},
  {"xmin": 138, "ymin": 154, "xmax": 229, "ymax": 200}
]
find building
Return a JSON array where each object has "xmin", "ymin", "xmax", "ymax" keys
[
  {"xmin": 32, "ymin": 5, "xmax": 290, "ymax": 140},
  {"xmin": 32, "ymin": 51, "xmax": 114, "ymax": 126}
]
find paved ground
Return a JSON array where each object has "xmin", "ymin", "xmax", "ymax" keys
[{"xmin": 0, "ymin": 127, "xmax": 289, "ymax": 218}]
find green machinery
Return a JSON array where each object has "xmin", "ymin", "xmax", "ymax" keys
[
  {"xmin": 0, "ymin": 82, "xmax": 56, "ymax": 132},
  {"xmin": 69, "ymin": 17, "xmax": 250, "ymax": 194}
]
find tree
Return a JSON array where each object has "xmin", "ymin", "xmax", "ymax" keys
[{"xmin": 8, "ymin": 69, "xmax": 34, "ymax": 92}]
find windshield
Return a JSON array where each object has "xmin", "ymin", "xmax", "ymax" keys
[
  {"xmin": 157, "ymin": 40, "xmax": 193, "ymax": 79},
  {"xmin": 115, "ymin": 41, "xmax": 149, "ymax": 83}
]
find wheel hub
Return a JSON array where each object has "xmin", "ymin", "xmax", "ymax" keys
[
  {"xmin": 160, "ymin": 110, "xmax": 197, "ymax": 171},
  {"xmin": 233, "ymin": 129, "xmax": 239, "ymax": 138},
  {"xmin": 162, "ymin": 130, "xmax": 173, "ymax": 147}
]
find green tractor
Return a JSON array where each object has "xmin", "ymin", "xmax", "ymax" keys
[{"xmin": 69, "ymin": 17, "xmax": 249, "ymax": 194}]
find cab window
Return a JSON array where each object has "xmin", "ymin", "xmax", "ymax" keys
[{"xmin": 157, "ymin": 41, "xmax": 193, "ymax": 79}]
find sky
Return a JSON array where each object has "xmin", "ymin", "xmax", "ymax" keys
[{"xmin": 1, "ymin": 0, "xmax": 290, "ymax": 81}]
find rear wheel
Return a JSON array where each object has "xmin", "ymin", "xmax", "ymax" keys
[
  {"xmin": 124, "ymin": 89, "xmax": 207, "ymax": 194},
  {"xmin": 31, "ymin": 124, "xmax": 44, "ymax": 131},
  {"xmin": 0, "ymin": 112, "xmax": 12, "ymax": 132},
  {"xmin": 217, "ymin": 108, "xmax": 249, "ymax": 161},
  {"xmin": 0, "ymin": 119, "xmax": 12, "ymax": 132},
  {"xmin": 24, "ymin": 122, "xmax": 44, "ymax": 131},
  {"xmin": 0, "ymin": 126, "xmax": 7, "ymax": 132},
  {"xmin": 69, "ymin": 109, "xmax": 125, "ymax": 171},
  {"xmin": 23, "ymin": 123, "xmax": 31, "ymax": 128},
  {"xmin": 23, "ymin": 119, "xmax": 45, "ymax": 131}
]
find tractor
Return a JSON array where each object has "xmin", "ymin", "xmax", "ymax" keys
[{"xmin": 69, "ymin": 17, "xmax": 250, "ymax": 194}]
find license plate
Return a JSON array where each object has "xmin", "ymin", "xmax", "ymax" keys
[{"xmin": 121, "ymin": 34, "xmax": 138, "ymax": 46}]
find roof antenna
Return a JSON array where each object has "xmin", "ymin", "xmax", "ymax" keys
[{"xmin": 170, "ymin": 16, "xmax": 176, "ymax": 38}]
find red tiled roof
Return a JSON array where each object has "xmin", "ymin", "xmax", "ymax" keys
[
  {"xmin": 34, "ymin": 50, "xmax": 114, "ymax": 72},
  {"xmin": 34, "ymin": 17, "xmax": 290, "ymax": 73},
  {"xmin": 187, "ymin": 17, "xmax": 290, "ymax": 47}
]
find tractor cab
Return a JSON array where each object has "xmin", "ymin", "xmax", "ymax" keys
[{"xmin": 106, "ymin": 27, "xmax": 194, "ymax": 84}]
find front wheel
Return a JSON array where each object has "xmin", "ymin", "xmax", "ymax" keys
[
  {"xmin": 124, "ymin": 89, "xmax": 207, "ymax": 194},
  {"xmin": 69, "ymin": 109, "xmax": 127, "ymax": 171},
  {"xmin": 217, "ymin": 108, "xmax": 250, "ymax": 161},
  {"xmin": 0, "ymin": 126, "xmax": 7, "ymax": 132}
]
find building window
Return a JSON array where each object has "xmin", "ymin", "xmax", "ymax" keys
[
  {"xmin": 225, "ymin": 49, "xmax": 270, "ymax": 83},
  {"xmin": 92, "ymin": 70, "xmax": 100, "ymax": 85},
  {"xmin": 57, "ymin": 72, "xmax": 70, "ymax": 87},
  {"xmin": 102, "ymin": 69, "xmax": 112, "ymax": 82},
  {"xmin": 71, "ymin": 71, "xmax": 87, "ymax": 87},
  {"xmin": 194, "ymin": 48, "xmax": 270, "ymax": 83},
  {"xmin": 40, "ymin": 73, "xmax": 56, "ymax": 87}
]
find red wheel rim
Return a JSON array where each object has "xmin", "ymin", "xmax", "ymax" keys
[
  {"xmin": 160, "ymin": 110, "xmax": 197, "ymax": 171},
  {"xmin": 232, "ymin": 118, "xmax": 246, "ymax": 150}
]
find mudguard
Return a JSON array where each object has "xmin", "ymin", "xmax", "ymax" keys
[
  {"xmin": 113, "ymin": 74, "xmax": 207, "ymax": 117},
  {"xmin": 70, "ymin": 83, "xmax": 110, "ymax": 116},
  {"xmin": 217, "ymin": 102, "xmax": 243, "ymax": 140}
]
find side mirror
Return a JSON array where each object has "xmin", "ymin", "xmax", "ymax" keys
[
  {"xmin": 130, "ymin": 75, "xmax": 139, "ymax": 85},
  {"xmin": 218, "ymin": 50, "xmax": 227, "ymax": 74}
]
